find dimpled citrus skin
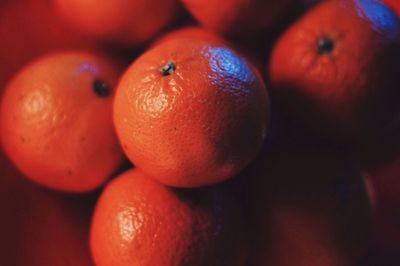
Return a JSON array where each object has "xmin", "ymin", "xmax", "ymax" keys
[
  {"xmin": 269, "ymin": 0, "xmax": 400, "ymax": 144},
  {"xmin": 181, "ymin": 0, "xmax": 292, "ymax": 36},
  {"xmin": 0, "ymin": 52, "xmax": 124, "ymax": 192},
  {"xmin": 153, "ymin": 27, "xmax": 264, "ymax": 73},
  {"xmin": 90, "ymin": 169, "xmax": 248, "ymax": 266},
  {"xmin": 54, "ymin": 0, "xmax": 179, "ymax": 44},
  {"xmin": 113, "ymin": 38, "xmax": 269, "ymax": 187}
]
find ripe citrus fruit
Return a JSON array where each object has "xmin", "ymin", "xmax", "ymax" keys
[
  {"xmin": 152, "ymin": 26, "xmax": 225, "ymax": 47},
  {"xmin": 269, "ymin": 0, "xmax": 400, "ymax": 147},
  {"xmin": 113, "ymin": 37, "xmax": 270, "ymax": 187},
  {"xmin": 243, "ymin": 145, "xmax": 371, "ymax": 266},
  {"xmin": 1, "ymin": 52, "xmax": 124, "ymax": 192},
  {"xmin": 54, "ymin": 0, "xmax": 179, "ymax": 44},
  {"xmin": 181, "ymin": 0, "xmax": 292, "ymax": 36},
  {"xmin": 0, "ymin": 0, "xmax": 99, "ymax": 91},
  {"xmin": 154, "ymin": 27, "xmax": 265, "ymax": 72},
  {"xmin": 90, "ymin": 169, "xmax": 248, "ymax": 266}
]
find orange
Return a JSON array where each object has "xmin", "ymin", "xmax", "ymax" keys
[
  {"xmin": 180, "ymin": 0, "xmax": 293, "ymax": 36},
  {"xmin": 0, "ymin": 0, "xmax": 99, "ymax": 93},
  {"xmin": 152, "ymin": 26, "xmax": 225, "ymax": 47},
  {"xmin": 113, "ymin": 37, "xmax": 269, "ymax": 187},
  {"xmin": 0, "ymin": 149, "xmax": 21, "ymax": 187},
  {"xmin": 153, "ymin": 27, "xmax": 265, "ymax": 72},
  {"xmin": 1, "ymin": 51, "xmax": 125, "ymax": 192},
  {"xmin": 90, "ymin": 169, "xmax": 248, "ymax": 266},
  {"xmin": 54, "ymin": 0, "xmax": 180, "ymax": 44},
  {"xmin": 243, "ymin": 145, "xmax": 371, "ymax": 266},
  {"xmin": 269, "ymin": 0, "xmax": 400, "ymax": 148}
]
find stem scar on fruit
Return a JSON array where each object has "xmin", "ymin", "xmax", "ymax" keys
[
  {"xmin": 316, "ymin": 36, "xmax": 335, "ymax": 55},
  {"xmin": 92, "ymin": 79, "xmax": 110, "ymax": 97},
  {"xmin": 160, "ymin": 61, "xmax": 176, "ymax": 76}
]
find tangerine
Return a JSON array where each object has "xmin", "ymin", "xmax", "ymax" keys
[
  {"xmin": 1, "ymin": 52, "xmax": 124, "ymax": 192},
  {"xmin": 269, "ymin": 0, "xmax": 400, "ymax": 147},
  {"xmin": 181, "ymin": 0, "xmax": 292, "ymax": 36},
  {"xmin": 90, "ymin": 169, "xmax": 248, "ymax": 266},
  {"xmin": 54, "ymin": 0, "xmax": 179, "ymax": 44},
  {"xmin": 114, "ymin": 38, "xmax": 269, "ymax": 187}
]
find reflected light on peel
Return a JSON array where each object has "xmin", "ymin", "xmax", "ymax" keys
[
  {"xmin": 355, "ymin": 0, "xmax": 400, "ymax": 39},
  {"xmin": 206, "ymin": 46, "xmax": 254, "ymax": 84},
  {"xmin": 144, "ymin": 92, "xmax": 169, "ymax": 114},
  {"xmin": 117, "ymin": 207, "xmax": 144, "ymax": 242},
  {"xmin": 24, "ymin": 91, "xmax": 46, "ymax": 114},
  {"xmin": 75, "ymin": 62, "xmax": 100, "ymax": 76}
]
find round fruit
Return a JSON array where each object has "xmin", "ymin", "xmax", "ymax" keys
[
  {"xmin": 180, "ymin": 0, "xmax": 292, "ymax": 36},
  {"xmin": 269, "ymin": 0, "xmax": 400, "ymax": 147},
  {"xmin": 243, "ymin": 145, "xmax": 371, "ymax": 266},
  {"xmin": 90, "ymin": 169, "xmax": 248, "ymax": 266},
  {"xmin": 54, "ymin": 0, "xmax": 179, "ymax": 44},
  {"xmin": 152, "ymin": 26, "xmax": 225, "ymax": 47},
  {"xmin": 113, "ymin": 37, "xmax": 269, "ymax": 187},
  {"xmin": 0, "ymin": 0, "xmax": 98, "ymax": 92},
  {"xmin": 1, "ymin": 52, "xmax": 124, "ymax": 192},
  {"xmin": 153, "ymin": 27, "xmax": 265, "ymax": 72}
]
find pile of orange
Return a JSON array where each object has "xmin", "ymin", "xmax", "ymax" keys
[{"xmin": 1, "ymin": 0, "xmax": 400, "ymax": 265}]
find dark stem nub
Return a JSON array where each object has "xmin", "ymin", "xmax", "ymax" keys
[
  {"xmin": 316, "ymin": 36, "xmax": 335, "ymax": 55},
  {"xmin": 92, "ymin": 79, "xmax": 110, "ymax": 97},
  {"xmin": 160, "ymin": 61, "xmax": 176, "ymax": 76}
]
